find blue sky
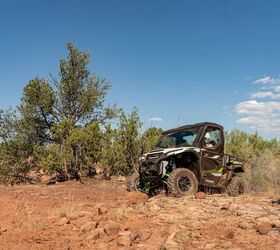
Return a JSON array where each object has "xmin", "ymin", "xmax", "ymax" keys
[{"xmin": 1, "ymin": 0, "xmax": 280, "ymax": 137}]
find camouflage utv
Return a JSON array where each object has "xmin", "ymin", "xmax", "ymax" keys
[{"xmin": 127, "ymin": 122, "xmax": 246, "ymax": 196}]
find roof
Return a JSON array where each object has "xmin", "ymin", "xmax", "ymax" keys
[{"xmin": 162, "ymin": 122, "xmax": 223, "ymax": 134}]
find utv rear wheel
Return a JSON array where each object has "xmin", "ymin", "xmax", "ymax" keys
[
  {"xmin": 226, "ymin": 176, "xmax": 246, "ymax": 197},
  {"xmin": 167, "ymin": 168, "xmax": 198, "ymax": 196},
  {"xmin": 127, "ymin": 172, "xmax": 142, "ymax": 192}
]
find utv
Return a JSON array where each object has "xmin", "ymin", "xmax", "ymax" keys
[{"xmin": 127, "ymin": 122, "xmax": 246, "ymax": 197}]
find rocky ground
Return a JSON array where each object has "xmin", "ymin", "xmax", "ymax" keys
[{"xmin": 0, "ymin": 177, "xmax": 279, "ymax": 250}]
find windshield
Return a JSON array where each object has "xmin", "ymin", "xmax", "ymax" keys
[{"xmin": 156, "ymin": 129, "xmax": 199, "ymax": 149}]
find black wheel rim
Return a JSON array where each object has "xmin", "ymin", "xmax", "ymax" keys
[{"xmin": 178, "ymin": 176, "xmax": 191, "ymax": 192}]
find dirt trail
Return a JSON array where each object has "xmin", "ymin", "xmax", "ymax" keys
[{"xmin": 0, "ymin": 178, "xmax": 279, "ymax": 250}]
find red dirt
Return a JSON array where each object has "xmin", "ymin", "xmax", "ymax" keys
[{"xmin": 0, "ymin": 177, "xmax": 279, "ymax": 249}]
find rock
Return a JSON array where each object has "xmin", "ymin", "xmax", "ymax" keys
[
  {"xmin": 222, "ymin": 242, "xmax": 233, "ymax": 248},
  {"xmin": 96, "ymin": 204, "xmax": 108, "ymax": 215},
  {"xmin": 225, "ymin": 230, "xmax": 235, "ymax": 239},
  {"xmin": 117, "ymin": 237, "xmax": 131, "ymax": 247},
  {"xmin": 119, "ymin": 230, "xmax": 132, "ymax": 236},
  {"xmin": 87, "ymin": 228, "xmax": 105, "ymax": 241},
  {"xmin": 138, "ymin": 230, "xmax": 152, "ymax": 242},
  {"xmin": 272, "ymin": 219, "xmax": 280, "ymax": 228},
  {"xmin": 257, "ymin": 217, "xmax": 270, "ymax": 224},
  {"xmin": 238, "ymin": 222, "xmax": 250, "ymax": 229},
  {"xmin": 149, "ymin": 203, "xmax": 161, "ymax": 212},
  {"xmin": 204, "ymin": 243, "xmax": 216, "ymax": 250},
  {"xmin": 220, "ymin": 204, "xmax": 230, "ymax": 210},
  {"xmin": 104, "ymin": 223, "xmax": 120, "ymax": 236},
  {"xmin": 228, "ymin": 204, "xmax": 240, "ymax": 212},
  {"xmin": 117, "ymin": 231, "xmax": 132, "ymax": 248},
  {"xmin": 80, "ymin": 221, "xmax": 98, "ymax": 233},
  {"xmin": 102, "ymin": 234, "xmax": 118, "ymax": 243},
  {"xmin": 77, "ymin": 211, "xmax": 93, "ymax": 218},
  {"xmin": 56, "ymin": 217, "xmax": 70, "ymax": 226},
  {"xmin": 256, "ymin": 222, "xmax": 272, "ymax": 235},
  {"xmin": 164, "ymin": 232, "xmax": 180, "ymax": 250},
  {"xmin": 125, "ymin": 192, "xmax": 149, "ymax": 205},
  {"xmin": 243, "ymin": 204, "xmax": 267, "ymax": 214},
  {"xmin": 195, "ymin": 192, "xmax": 206, "ymax": 199},
  {"xmin": 131, "ymin": 231, "xmax": 140, "ymax": 242},
  {"xmin": 272, "ymin": 199, "xmax": 280, "ymax": 205},
  {"xmin": 0, "ymin": 227, "xmax": 7, "ymax": 233},
  {"xmin": 133, "ymin": 230, "xmax": 152, "ymax": 243},
  {"xmin": 268, "ymin": 214, "xmax": 279, "ymax": 221},
  {"xmin": 118, "ymin": 176, "xmax": 126, "ymax": 182}
]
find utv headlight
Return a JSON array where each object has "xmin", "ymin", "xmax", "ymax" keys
[{"xmin": 139, "ymin": 155, "xmax": 146, "ymax": 161}]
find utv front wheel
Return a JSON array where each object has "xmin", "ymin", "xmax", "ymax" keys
[
  {"xmin": 127, "ymin": 172, "xmax": 142, "ymax": 192},
  {"xmin": 167, "ymin": 168, "xmax": 198, "ymax": 196},
  {"xmin": 226, "ymin": 176, "xmax": 246, "ymax": 197}
]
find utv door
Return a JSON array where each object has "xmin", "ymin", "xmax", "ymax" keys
[{"xmin": 200, "ymin": 126, "xmax": 224, "ymax": 186}]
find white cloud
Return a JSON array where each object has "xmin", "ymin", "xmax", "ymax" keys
[
  {"xmin": 149, "ymin": 117, "xmax": 163, "ymax": 122},
  {"xmin": 235, "ymin": 75, "xmax": 280, "ymax": 135},
  {"xmin": 235, "ymin": 100, "xmax": 280, "ymax": 133},
  {"xmin": 236, "ymin": 116, "xmax": 264, "ymax": 126},
  {"xmin": 273, "ymin": 86, "xmax": 280, "ymax": 93},
  {"xmin": 250, "ymin": 91, "xmax": 280, "ymax": 100},
  {"xmin": 253, "ymin": 76, "xmax": 280, "ymax": 85}
]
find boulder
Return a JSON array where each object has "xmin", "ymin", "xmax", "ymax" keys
[
  {"xmin": 256, "ymin": 222, "xmax": 272, "ymax": 235},
  {"xmin": 117, "ymin": 231, "xmax": 132, "ymax": 247},
  {"xmin": 195, "ymin": 192, "xmax": 206, "ymax": 199},
  {"xmin": 238, "ymin": 222, "xmax": 250, "ymax": 230},
  {"xmin": 126, "ymin": 192, "xmax": 149, "ymax": 205},
  {"xmin": 117, "ymin": 236, "xmax": 132, "ymax": 248},
  {"xmin": 138, "ymin": 230, "xmax": 152, "ymax": 242},
  {"xmin": 56, "ymin": 217, "xmax": 70, "ymax": 226},
  {"xmin": 80, "ymin": 221, "xmax": 98, "ymax": 233},
  {"xmin": 87, "ymin": 228, "xmax": 105, "ymax": 241},
  {"xmin": 104, "ymin": 223, "xmax": 120, "ymax": 236}
]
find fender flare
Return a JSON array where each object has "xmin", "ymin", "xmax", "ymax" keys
[
  {"xmin": 227, "ymin": 164, "xmax": 245, "ymax": 173},
  {"xmin": 158, "ymin": 150, "xmax": 202, "ymax": 180}
]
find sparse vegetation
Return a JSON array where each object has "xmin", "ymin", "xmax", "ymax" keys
[
  {"xmin": 225, "ymin": 129, "xmax": 280, "ymax": 193},
  {"xmin": 0, "ymin": 43, "xmax": 279, "ymax": 196}
]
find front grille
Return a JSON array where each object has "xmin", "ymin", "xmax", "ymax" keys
[{"xmin": 141, "ymin": 163, "xmax": 160, "ymax": 177}]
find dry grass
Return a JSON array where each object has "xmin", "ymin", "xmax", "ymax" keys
[
  {"xmin": 249, "ymin": 151, "xmax": 280, "ymax": 196},
  {"xmin": 111, "ymin": 204, "xmax": 130, "ymax": 222},
  {"xmin": 57, "ymin": 206, "xmax": 81, "ymax": 220}
]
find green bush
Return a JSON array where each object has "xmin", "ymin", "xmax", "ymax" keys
[{"xmin": 226, "ymin": 129, "xmax": 280, "ymax": 193}]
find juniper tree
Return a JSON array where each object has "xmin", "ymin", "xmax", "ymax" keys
[{"xmin": 0, "ymin": 43, "xmax": 114, "ymax": 180}]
